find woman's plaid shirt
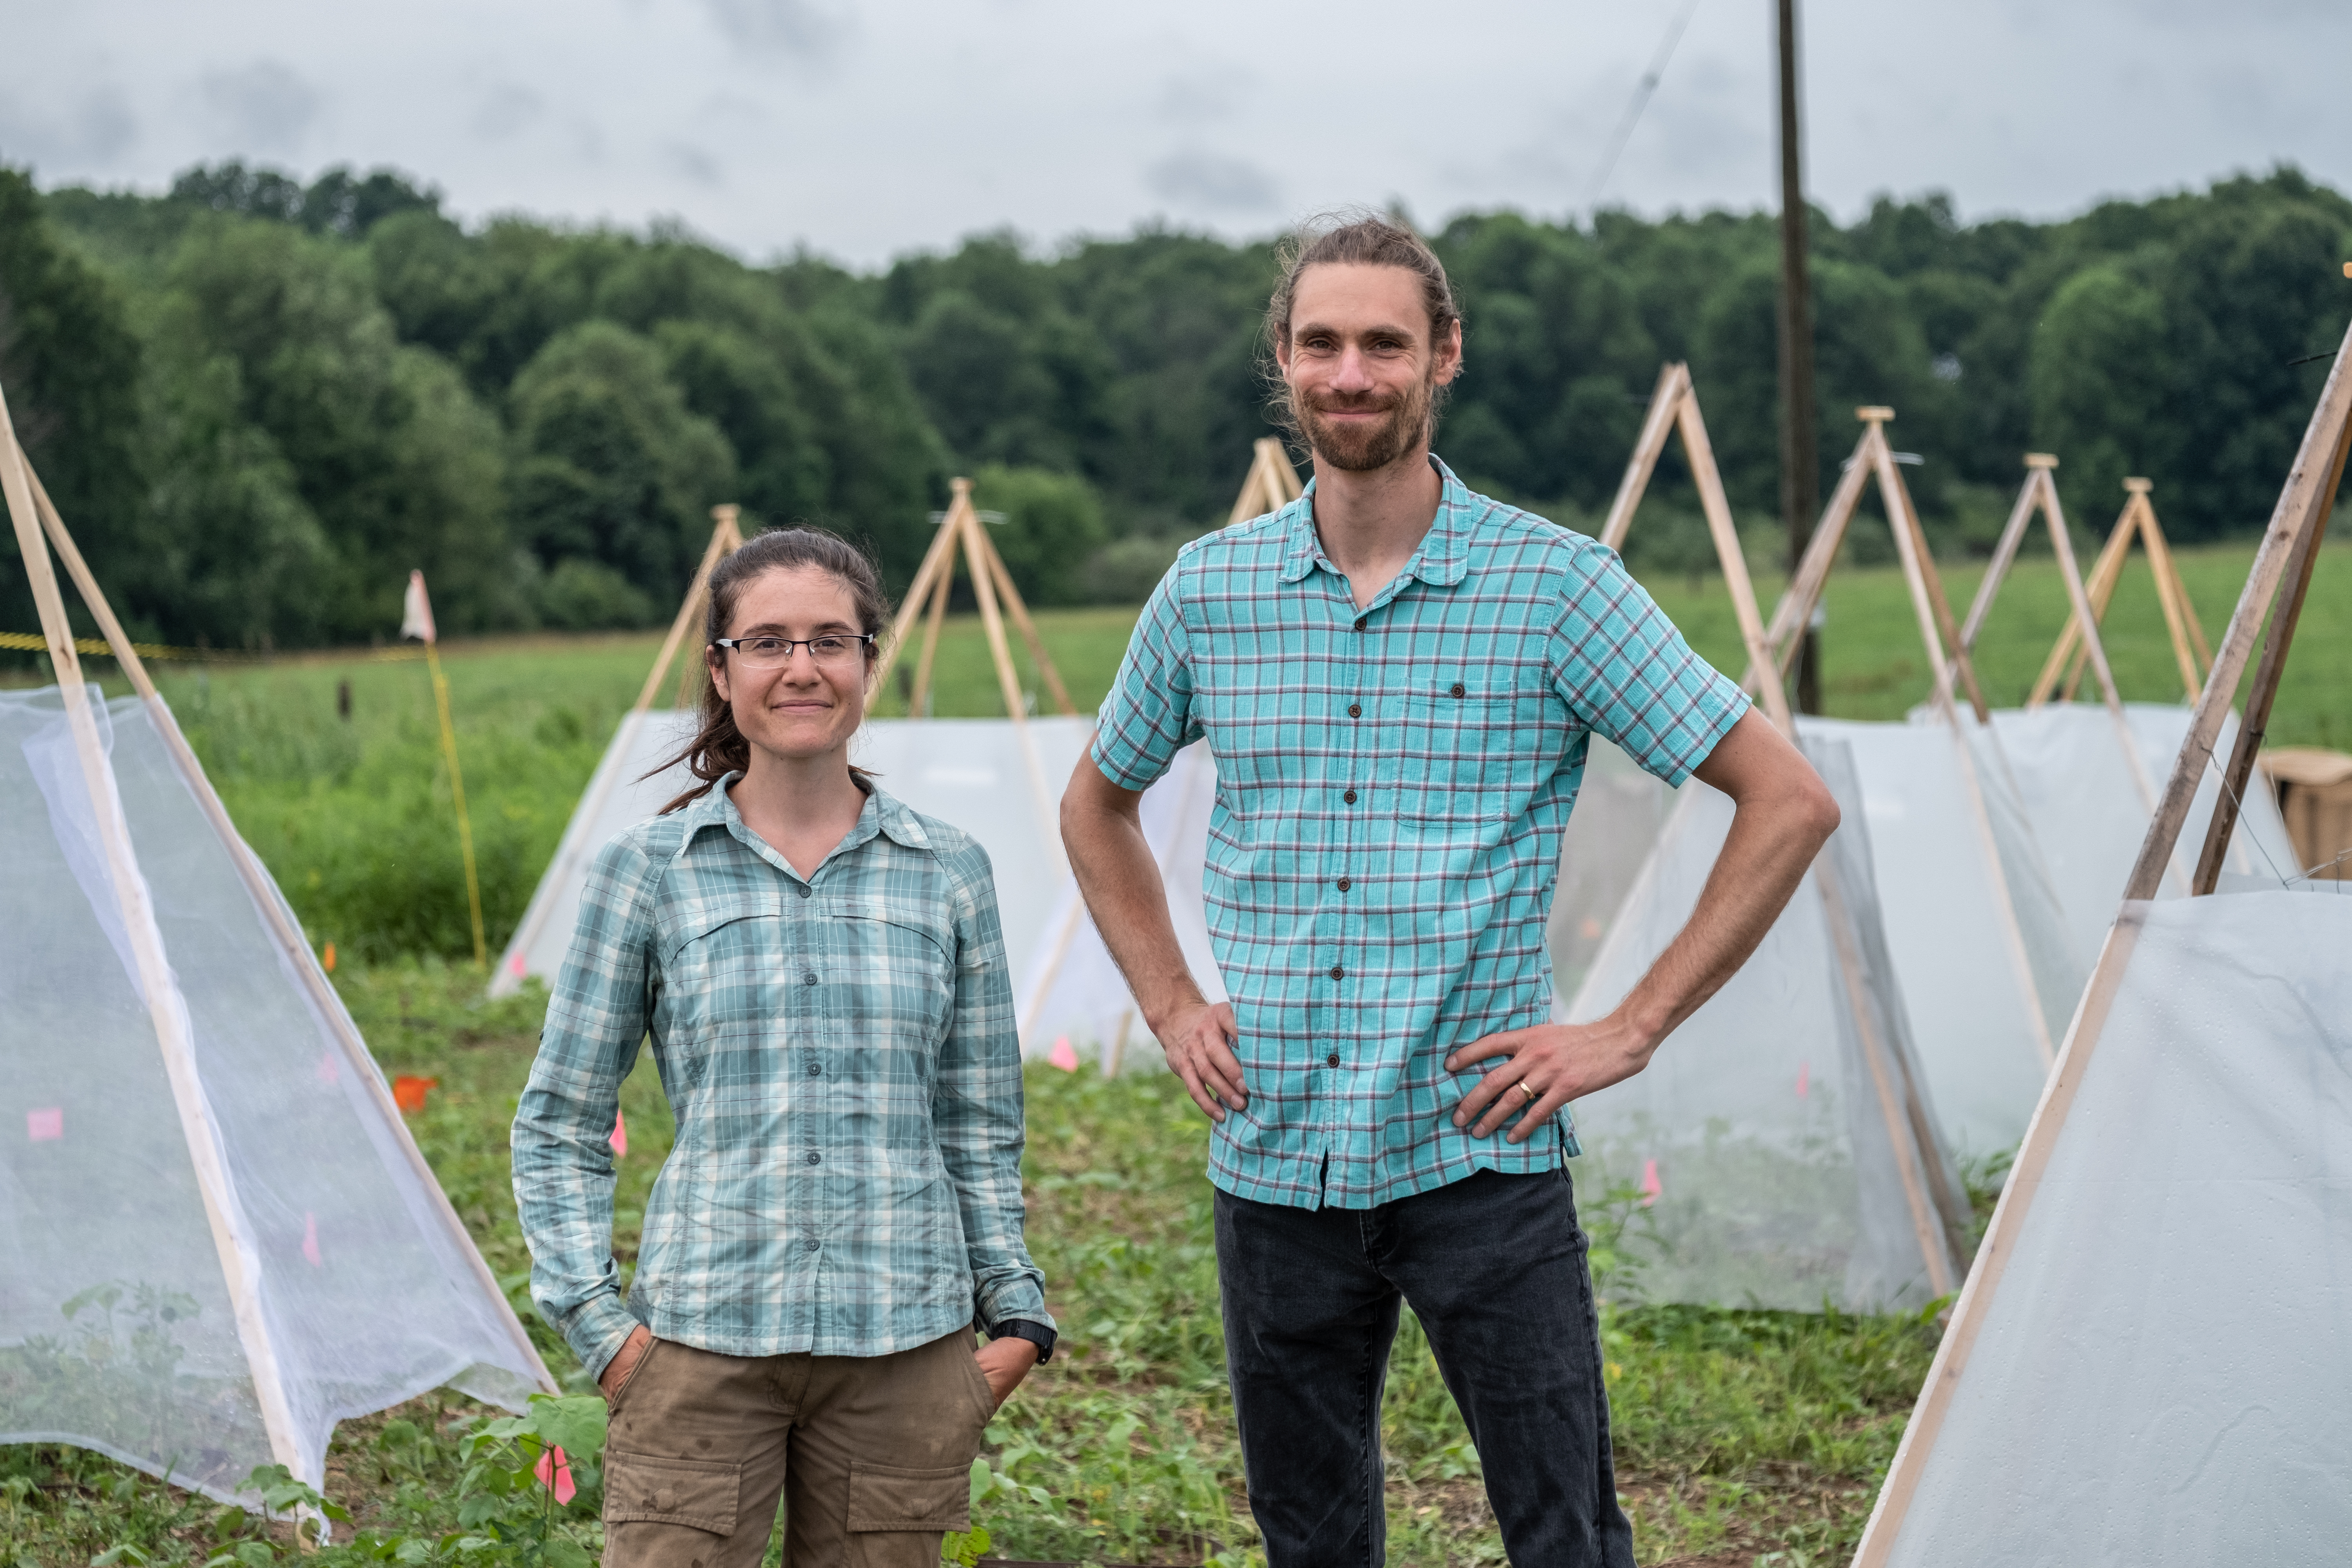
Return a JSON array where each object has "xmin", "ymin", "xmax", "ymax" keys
[
  {"xmin": 511, "ymin": 781, "xmax": 1049, "ymax": 1379},
  {"xmin": 1093, "ymin": 459, "xmax": 1748, "ymax": 1209}
]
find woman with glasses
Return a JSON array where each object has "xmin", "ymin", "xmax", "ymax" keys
[{"xmin": 512, "ymin": 526, "xmax": 1054, "ymax": 1568}]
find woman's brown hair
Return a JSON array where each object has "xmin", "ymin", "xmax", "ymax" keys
[{"xmin": 652, "ymin": 526, "xmax": 891, "ymax": 814}]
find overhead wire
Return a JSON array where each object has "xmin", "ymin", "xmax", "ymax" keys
[{"xmin": 1588, "ymin": 0, "xmax": 1706, "ymax": 207}]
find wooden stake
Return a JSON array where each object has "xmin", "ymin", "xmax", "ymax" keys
[
  {"xmin": 423, "ymin": 639, "xmax": 488, "ymax": 967},
  {"xmin": 909, "ymin": 554, "xmax": 953, "ymax": 717},
  {"xmin": 1854, "ymin": 305, "xmax": 2352, "ymax": 1564},
  {"xmin": 955, "ymin": 483, "xmax": 1067, "ymax": 872},
  {"xmin": 24, "ymin": 460, "xmax": 558, "ymax": 1398},
  {"xmin": 981, "ymin": 538, "xmax": 1078, "ymax": 716},
  {"xmin": 2190, "ymin": 412, "xmax": 2348, "ymax": 894},
  {"xmin": 1601, "ymin": 363, "xmax": 1689, "ymax": 552},
  {"xmin": 635, "ymin": 506, "xmax": 742, "ymax": 714},
  {"xmin": 0, "ymin": 385, "xmax": 310, "ymax": 1481}
]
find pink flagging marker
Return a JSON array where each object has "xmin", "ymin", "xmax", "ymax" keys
[
  {"xmin": 610, "ymin": 1110, "xmax": 629, "ymax": 1158},
  {"xmin": 509, "ymin": 951, "xmax": 526, "ymax": 977},
  {"xmin": 1795, "ymin": 1060, "xmax": 1810, "ymax": 1099},
  {"xmin": 27, "ymin": 1108, "xmax": 63, "ymax": 1142},
  {"xmin": 1047, "ymin": 1036, "xmax": 1080, "ymax": 1072},
  {"xmin": 536, "ymin": 1445, "xmax": 577, "ymax": 1504},
  {"xmin": 302, "ymin": 1212, "xmax": 322, "ymax": 1267},
  {"xmin": 1639, "ymin": 1158, "xmax": 1661, "ymax": 1207}
]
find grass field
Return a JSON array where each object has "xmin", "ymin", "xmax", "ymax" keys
[{"xmin": 3, "ymin": 538, "xmax": 2346, "ymax": 1566}]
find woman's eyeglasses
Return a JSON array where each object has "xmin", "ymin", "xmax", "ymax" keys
[{"xmin": 710, "ymin": 634, "xmax": 876, "ymax": 670}]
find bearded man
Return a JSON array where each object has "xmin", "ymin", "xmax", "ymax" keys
[{"xmin": 1062, "ymin": 215, "xmax": 1839, "ymax": 1566}]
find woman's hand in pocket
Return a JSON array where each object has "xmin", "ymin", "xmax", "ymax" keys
[
  {"xmin": 600, "ymin": 1324, "xmax": 653, "ymax": 1401},
  {"xmin": 973, "ymin": 1335, "xmax": 1040, "ymax": 1412}
]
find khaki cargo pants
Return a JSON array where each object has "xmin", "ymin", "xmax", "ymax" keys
[{"xmin": 601, "ymin": 1330, "xmax": 994, "ymax": 1568}]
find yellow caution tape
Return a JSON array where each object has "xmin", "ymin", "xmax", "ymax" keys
[{"xmin": 1, "ymin": 631, "xmax": 427, "ymax": 664}]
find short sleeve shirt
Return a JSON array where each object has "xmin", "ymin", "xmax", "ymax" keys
[{"xmin": 1091, "ymin": 458, "xmax": 1748, "ymax": 1209}]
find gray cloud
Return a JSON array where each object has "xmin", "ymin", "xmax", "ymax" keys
[
  {"xmin": 0, "ymin": 83, "xmax": 138, "ymax": 170},
  {"xmin": 701, "ymin": 0, "xmax": 851, "ymax": 57},
  {"xmin": 472, "ymin": 83, "xmax": 545, "ymax": 141},
  {"xmin": 1146, "ymin": 148, "xmax": 1279, "ymax": 213},
  {"xmin": 664, "ymin": 142, "xmax": 723, "ymax": 187},
  {"xmin": 1155, "ymin": 65, "xmax": 1252, "ymax": 125},
  {"xmin": 200, "ymin": 60, "xmax": 319, "ymax": 156}
]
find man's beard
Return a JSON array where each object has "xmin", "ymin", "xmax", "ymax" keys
[{"xmin": 1295, "ymin": 369, "xmax": 1434, "ymax": 473}]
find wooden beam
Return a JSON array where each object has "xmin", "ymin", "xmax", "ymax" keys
[
  {"xmin": 1884, "ymin": 452, "xmax": 1990, "ymax": 722},
  {"xmin": 635, "ymin": 506, "xmax": 740, "ymax": 714},
  {"xmin": 976, "ymin": 518, "xmax": 1079, "ymax": 716},
  {"xmin": 2190, "ymin": 412, "xmax": 2348, "ymax": 894},
  {"xmin": 1600, "ymin": 363, "xmax": 1688, "ymax": 552},
  {"xmin": 1749, "ymin": 427, "xmax": 1873, "ymax": 691},
  {"xmin": 1674, "ymin": 384, "xmax": 1793, "ymax": 733},
  {"xmin": 908, "ymin": 549, "xmax": 953, "ymax": 717},
  {"xmin": 1953, "ymin": 457, "xmax": 2048, "ymax": 655},
  {"xmin": 956, "ymin": 484, "xmax": 1068, "ymax": 872},
  {"xmin": 871, "ymin": 501, "xmax": 965, "ymax": 702},
  {"xmin": 2028, "ymin": 501, "xmax": 2133, "ymax": 708}
]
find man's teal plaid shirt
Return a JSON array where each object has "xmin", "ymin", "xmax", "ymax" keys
[
  {"xmin": 512, "ymin": 781, "xmax": 1049, "ymax": 1380},
  {"xmin": 1092, "ymin": 458, "xmax": 1749, "ymax": 1209}
]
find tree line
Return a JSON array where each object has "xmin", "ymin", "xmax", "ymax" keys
[{"xmin": 2, "ymin": 159, "xmax": 2346, "ymax": 650}]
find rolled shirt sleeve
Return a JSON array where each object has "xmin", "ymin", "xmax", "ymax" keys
[
  {"xmin": 931, "ymin": 837, "xmax": 1053, "ymax": 1334},
  {"xmin": 1546, "ymin": 535, "xmax": 1749, "ymax": 786},
  {"xmin": 511, "ymin": 835, "xmax": 658, "ymax": 1381},
  {"xmin": 1091, "ymin": 561, "xmax": 1201, "ymax": 792}
]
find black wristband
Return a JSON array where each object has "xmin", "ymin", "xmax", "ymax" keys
[{"xmin": 987, "ymin": 1318, "xmax": 1056, "ymax": 1364}]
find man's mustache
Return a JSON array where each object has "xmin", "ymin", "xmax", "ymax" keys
[{"xmin": 1304, "ymin": 391, "xmax": 1407, "ymax": 414}]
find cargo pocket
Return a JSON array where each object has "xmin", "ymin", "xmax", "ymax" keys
[
  {"xmin": 846, "ymin": 1459, "xmax": 970, "ymax": 1564},
  {"xmin": 603, "ymin": 1447, "xmax": 742, "ymax": 1536}
]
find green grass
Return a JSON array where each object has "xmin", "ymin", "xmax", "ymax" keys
[
  {"xmin": 2, "ymin": 967, "xmax": 1944, "ymax": 1567},
  {"xmin": 5, "ymin": 539, "xmax": 2347, "ymax": 1566}
]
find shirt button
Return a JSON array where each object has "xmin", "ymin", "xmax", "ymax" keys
[
  {"xmin": 1353, "ymin": 616, "xmax": 1366, "ymax": 630},
  {"xmin": 1326, "ymin": 1052, "xmax": 1341, "ymax": 1067},
  {"xmin": 797, "ymin": 884, "xmax": 813, "ymax": 899},
  {"xmin": 1450, "ymin": 682, "xmax": 1467, "ymax": 699},
  {"xmin": 802, "ymin": 972, "xmax": 817, "ymax": 986},
  {"xmin": 805, "ymin": 1151, "xmax": 821, "ymax": 1165},
  {"xmin": 804, "ymin": 1238, "xmax": 821, "ymax": 1253},
  {"xmin": 1342, "ymin": 789, "xmax": 1357, "ymax": 804},
  {"xmin": 1336, "ymin": 877, "xmax": 1351, "ymax": 892},
  {"xmin": 807, "ymin": 1062, "xmax": 822, "ymax": 1076},
  {"xmin": 1347, "ymin": 703, "xmax": 1361, "ymax": 719},
  {"xmin": 1328, "ymin": 965, "xmax": 1344, "ymax": 980}
]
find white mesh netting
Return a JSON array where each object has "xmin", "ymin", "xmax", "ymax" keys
[
  {"xmin": 1878, "ymin": 890, "xmax": 2352, "ymax": 1565},
  {"xmin": 1796, "ymin": 716, "xmax": 2083, "ymax": 1160},
  {"xmin": 0, "ymin": 687, "xmax": 550, "ymax": 1502},
  {"xmin": 1563, "ymin": 739, "xmax": 1967, "ymax": 1312},
  {"xmin": 1978, "ymin": 702, "xmax": 2309, "ymax": 957},
  {"xmin": 495, "ymin": 714, "xmax": 1096, "ymax": 996}
]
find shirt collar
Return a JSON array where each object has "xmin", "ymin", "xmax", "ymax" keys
[
  {"xmin": 675, "ymin": 771, "xmax": 932, "ymax": 873},
  {"xmin": 1276, "ymin": 454, "xmax": 1472, "ymax": 589}
]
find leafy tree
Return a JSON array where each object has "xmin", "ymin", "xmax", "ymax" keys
[
  {"xmin": 507, "ymin": 319, "xmax": 735, "ymax": 625},
  {"xmin": 971, "ymin": 463, "xmax": 1110, "ymax": 606},
  {"xmin": 0, "ymin": 166, "xmax": 146, "ymax": 639}
]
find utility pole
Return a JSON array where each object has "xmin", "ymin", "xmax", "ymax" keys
[{"xmin": 1776, "ymin": 0, "xmax": 1821, "ymax": 713}]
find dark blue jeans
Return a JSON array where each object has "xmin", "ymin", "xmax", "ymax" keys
[{"xmin": 1214, "ymin": 1167, "xmax": 1636, "ymax": 1568}]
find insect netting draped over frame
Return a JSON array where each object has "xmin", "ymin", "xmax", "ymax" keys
[
  {"xmin": 1564, "ymin": 737, "xmax": 1967, "ymax": 1313},
  {"xmin": 0, "ymin": 687, "xmax": 550, "ymax": 1503}
]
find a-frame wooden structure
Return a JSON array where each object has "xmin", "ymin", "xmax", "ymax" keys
[
  {"xmin": 870, "ymin": 477, "xmax": 1079, "ymax": 870},
  {"xmin": 0, "ymin": 382, "xmax": 557, "ymax": 1483},
  {"xmin": 1945, "ymin": 454, "xmax": 2161, "ymax": 813},
  {"xmin": 1227, "ymin": 436, "xmax": 1306, "ymax": 525},
  {"xmin": 2027, "ymin": 476, "xmax": 2212, "ymax": 708},
  {"xmin": 1740, "ymin": 405, "xmax": 2063, "ymax": 1071},
  {"xmin": 1603, "ymin": 366, "xmax": 1971, "ymax": 1292},
  {"xmin": 1851, "ymin": 286, "xmax": 2352, "ymax": 1568}
]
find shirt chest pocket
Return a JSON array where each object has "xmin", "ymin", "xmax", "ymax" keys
[
  {"xmin": 826, "ymin": 898, "xmax": 956, "ymax": 1033},
  {"xmin": 660, "ymin": 909, "xmax": 796, "ymax": 1029},
  {"xmin": 1396, "ymin": 680, "xmax": 1561, "ymax": 829}
]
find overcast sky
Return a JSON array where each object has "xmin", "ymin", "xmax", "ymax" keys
[{"xmin": 5, "ymin": 0, "xmax": 2349, "ymax": 267}]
